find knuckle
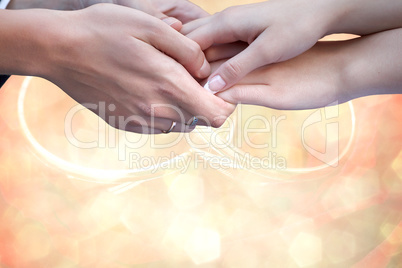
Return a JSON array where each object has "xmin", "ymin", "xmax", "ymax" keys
[
  {"xmin": 220, "ymin": 6, "xmax": 240, "ymax": 29},
  {"xmin": 231, "ymin": 87, "xmax": 248, "ymax": 102},
  {"xmin": 211, "ymin": 117, "xmax": 227, "ymax": 128},
  {"xmin": 156, "ymin": 83, "xmax": 175, "ymax": 98},
  {"xmin": 186, "ymin": 41, "xmax": 202, "ymax": 61},
  {"xmin": 209, "ymin": 103, "xmax": 234, "ymax": 128},
  {"xmin": 137, "ymin": 102, "xmax": 155, "ymax": 117},
  {"xmin": 150, "ymin": 26, "xmax": 165, "ymax": 40},
  {"xmin": 223, "ymin": 60, "xmax": 243, "ymax": 79},
  {"xmin": 145, "ymin": 20, "xmax": 165, "ymax": 39},
  {"xmin": 221, "ymin": 6, "xmax": 238, "ymax": 17}
]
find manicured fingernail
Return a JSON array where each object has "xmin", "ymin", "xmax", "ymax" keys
[
  {"xmin": 162, "ymin": 17, "xmax": 179, "ymax": 26},
  {"xmin": 204, "ymin": 75, "xmax": 226, "ymax": 94}
]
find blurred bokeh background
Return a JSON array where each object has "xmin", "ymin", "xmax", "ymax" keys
[{"xmin": 1, "ymin": 1, "xmax": 402, "ymax": 267}]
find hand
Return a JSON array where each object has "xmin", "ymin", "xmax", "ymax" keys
[
  {"xmin": 207, "ymin": 41, "xmax": 345, "ymax": 110},
  {"xmin": 8, "ymin": 0, "xmax": 209, "ymax": 29},
  {"xmin": 116, "ymin": 0, "xmax": 210, "ymax": 23},
  {"xmin": 79, "ymin": 0, "xmax": 209, "ymax": 27},
  {"xmin": 32, "ymin": 4, "xmax": 233, "ymax": 133},
  {"xmin": 211, "ymin": 28, "xmax": 402, "ymax": 110},
  {"xmin": 182, "ymin": 0, "xmax": 333, "ymax": 94}
]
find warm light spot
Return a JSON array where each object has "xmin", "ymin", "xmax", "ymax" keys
[
  {"xmin": 221, "ymin": 242, "xmax": 263, "ymax": 268},
  {"xmin": 88, "ymin": 193, "xmax": 125, "ymax": 230},
  {"xmin": 289, "ymin": 232, "xmax": 322, "ymax": 267},
  {"xmin": 184, "ymin": 227, "xmax": 221, "ymax": 265},
  {"xmin": 164, "ymin": 213, "xmax": 202, "ymax": 249},
  {"xmin": 381, "ymin": 223, "xmax": 396, "ymax": 238},
  {"xmin": 391, "ymin": 151, "xmax": 402, "ymax": 180},
  {"xmin": 381, "ymin": 224, "xmax": 402, "ymax": 245},
  {"xmin": 325, "ymin": 230, "xmax": 356, "ymax": 264},
  {"xmin": 280, "ymin": 214, "xmax": 315, "ymax": 245},
  {"xmin": 343, "ymin": 171, "xmax": 381, "ymax": 201},
  {"xmin": 120, "ymin": 198, "xmax": 152, "ymax": 235},
  {"xmin": 168, "ymin": 174, "xmax": 204, "ymax": 210},
  {"xmin": 14, "ymin": 223, "xmax": 52, "ymax": 261}
]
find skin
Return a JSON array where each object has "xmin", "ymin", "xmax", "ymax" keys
[
  {"xmin": 7, "ymin": 0, "xmax": 210, "ymax": 24},
  {"xmin": 183, "ymin": 0, "xmax": 402, "ymax": 94},
  {"xmin": 1, "ymin": 2, "xmax": 235, "ymax": 134},
  {"xmin": 204, "ymin": 29, "xmax": 402, "ymax": 110}
]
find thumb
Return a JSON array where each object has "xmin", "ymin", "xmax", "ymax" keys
[{"xmin": 203, "ymin": 44, "xmax": 265, "ymax": 94}]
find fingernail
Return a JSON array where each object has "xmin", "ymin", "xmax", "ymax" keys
[
  {"xmin": 162, "ymin": 17, "xmax": 179, "ymax": 26},
  {"xmin": 204, "ymin": 75, "xmax": 226, "ymax": 94}
]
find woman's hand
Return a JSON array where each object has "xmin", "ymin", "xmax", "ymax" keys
[
  {"xmin": 182, "ymin": 0, "xmax": 332, "ymax": 94},
  {"xmin": 208, "ymin": 42, "xmax": 345, "ymax": 110},
  {"xmin": 9, "ymin": 4, "xmax": 234, "ymax": 133},
  {"xmin": 183, "ymin": 0, "xmax": 402, "ymax": 95},
  {"xmin": 211, "ymin": 28, "xmax": 402, "ymax": 110}
]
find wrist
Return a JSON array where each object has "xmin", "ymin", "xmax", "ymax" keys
[
  {"xmin": 312, "ymin": 0, "xmax": 351, "ymax": 36},
  {"xmin": 0, "ymin": 9, "xmax": 73, "ymax": 78},
  {"xmin": 31, "ymin": 10, "xmax": 81, "ymax": 81}
]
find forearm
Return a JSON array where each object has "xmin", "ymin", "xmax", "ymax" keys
[
  {"xmin": 341, "ymin": 28, "xmax": 402, "ymax": 101},
  {"xmin": 213, "ymin": 28, "xmax": 402, "ymax": 110},
  {"xmin": 0, "ymin": 9, "xmax": 66, "ymax": 77},
  {"xmin": 325, "ymin": 0, "xmax": 402, "ymax": 36},
  {"xmin": 7, "ymin": 0, "xmax": 79, "ymax": 10}
]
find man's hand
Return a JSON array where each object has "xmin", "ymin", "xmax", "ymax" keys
[
  {"xmin": 26, "ymin": 4, "xmax": 233, "ymax": 133},
  {"xmin": 79, "ymin": 0, "xmax": 209, "ymax": 26},
  {"xmin": 8, "ymin": 0, "xmax": 209, "ymax": 29}
]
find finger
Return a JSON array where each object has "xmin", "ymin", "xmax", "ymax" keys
[
  {"xmin": 216, "ymin": 84, "xmax": 271, "ymax": 107},
  {"xmin": 181, "ymin": 17, "xmax": 208, "ymax": 35},
  {"xmin": 185, "ymin": 22, "xmax": 240, "ymax": 51},
  {"xmin": 184, "ymin": 14, "xmax": 254, "ymax": 51},
  {"xmin": 116, "ymin": 1, "xmax": 183, "ymax": 30},
  {"xmin": 205, "ymin": 42, "xmax": 249, "ymax": 62},
  {"xmin": 143, "ymin": 101, "xmax": 195, "ymax": 125},
  {"xmin": 203, "ymin": 39, "xmax": 268, "ymax": 94},
  {"xmin": 162, "ymin": 1, "xmax": 210, "ymax": 23},
  {"xmin": 148, "ymin": 21, "xmax": 211, "ymax": 79},
  {"xmin": 139, "ymin": 4, "xmax": 183, "ymax": 31},
  {"xmin": 124, "ymin": 117, "xmax": 194, "ymax": 134},
  {"xmin": 172, "ymin": 78, "xmax": 236, "ymax": 128},
  {"xmin": 204, "ymin": 25, "xmax": 318, "ymax": 95},
  {"xmin": 161, "ymin": 17, "xmax": 183, "ymax": 31}
]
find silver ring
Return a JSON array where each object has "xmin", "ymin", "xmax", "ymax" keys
[
  {"xmin": 162, "ymin": 121, "xmax": 177, "ymax": 134},
  {"xmin": 188, "ymin": 116, "xmax": 199, "ymax": 127}
]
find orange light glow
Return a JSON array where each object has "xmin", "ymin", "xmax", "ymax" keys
[{"xmin": 1, "ymin": 1, "xmax": 402, "ymax": 266}]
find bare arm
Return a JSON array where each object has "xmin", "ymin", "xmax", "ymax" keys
[
  {"xmin": 0, "ymin": 6, "xmax": 233, "ymax": 133},
  {"xmin": 183, "ymin": 0, "xmax": 402, "ymax": 94},
  {"xmin": 213, "ymin": 29, "xmax": 402, "ymax": 110}
]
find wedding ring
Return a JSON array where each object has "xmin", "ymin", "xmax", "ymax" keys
[
  {"xmin": 162, "ymin": 121, "xmax": 177, "ymax": 134},
  {"xmin": 188, "ymin": 116, "xmax": 199, "ymax": 127}
]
